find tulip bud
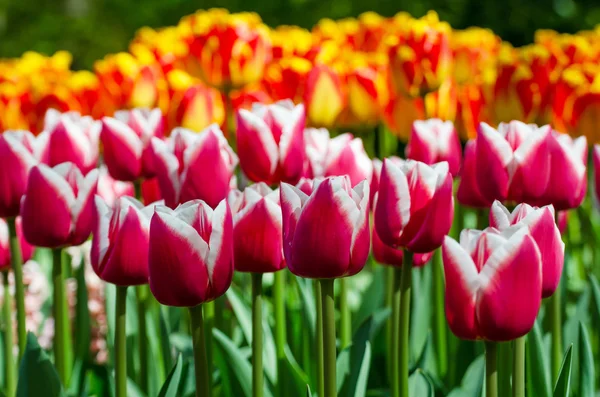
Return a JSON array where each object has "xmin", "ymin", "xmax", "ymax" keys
[
  {"xmin": 237, "ymin": 101, "xmax": 305, "ymax": 185},
  {"xmin": 374, "ymin": 158, "xmax": 454, "ymax": 253},
  {"xmin": 489, "ymin": 201, "xmax": 564, "ymax": 298},
  {"xmin": 91, "ymin": 196, "xmax": 156, "ymax": 286},
  {"xmin": 0, "ymin": 218, "xmax": 34, "ymax": 270},
  {"xmin": 324, "ymin": 134, "xmax": 373, "ymax": 187},
  {"xmin": 152, "ymin": 125, "xmax": 238, "ymax": 209},
  {"xmin": 372, "ymin": 226, "xmax": 432, "ymax": 267},
  {"xmin": 456, "ymin": 140, "xmax": 491, "ymax": 208},
  {"xmin": 96, "ymin": 166, "xmax": 134, "ymax": 208},
  {"xmin": 101, "ymin": 108, "xmax": 163, "ymax": 182},
  {"xmin": 406, "ymin": 119, "xmax": 462, "ymax": 176},
  {"xmin": 229, "ymin": 183, "xmax": 285, "ymax": 273},
  {"xmin": 148, "ymin": 199, "xmax": 233, "ymax": 307},
  {"xmin": 37, "ymin": 109, "xmax": 100, "ymax": 174},
  {"xmin": 0, "ymin": 130, "xmax": 38, "ymax": 218},
  {"xmin": 21, "ymin": 163, "xmax": 98, "ymax": 248},
  {"xmin": 280, "ymin": 176, "xmax": 369, "ymax": 278},
  {"xmin": 442, "ymin": 226, "xmax": 542, "ymax": 341}
]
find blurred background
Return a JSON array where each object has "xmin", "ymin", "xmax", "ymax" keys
[{"xmin": 1, "ymin": 0, "xmax": 599, "ymax": 70}]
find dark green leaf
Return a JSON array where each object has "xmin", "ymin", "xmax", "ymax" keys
[
  {"xmin": 17, "ymin": 333, "xmax": 65, "ymax": 397},
  {"xmin": 73, "ymin": 259, "xmax": 91, "ymax": 364},
  {"xmin": 526, "ymin": 321, "xmax": 551, "ymax": 397},
  {"xmin": 158, "ymin": 354, "xmax": 183, "ymax": 397},
  {"xmin": 577, "ymin": 323, "xmax": 594, "ymax": 397},
  {"xmin": 284, "ymin": 345, "xmax": 310, "ymax": 397},
  {"xmin": 553, "ymin": 344, "xmax": 573, "ymax": 397},
  {"xmin": 408, "ymin": 370, "xmax": 434, "ymax": 397}
]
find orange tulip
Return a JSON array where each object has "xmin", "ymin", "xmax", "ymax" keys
[
  {"xmin": 271, "ymin": 25, "xmax": 314, "ymax": 60},
  {"xmin": 263, "ymin": 57, "xmax": 311, "ymax": 103},
  {"xmin": 304, "ymin": 63, "xmax": 345, "ymax": 128},
  {"xmin": 344, "ymin": 54, "xmax": 389, "ymax": 126}
]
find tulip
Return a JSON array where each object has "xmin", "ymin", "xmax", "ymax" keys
[
  {"xmin": 21, "ymin": 163, "xmax": 98, "ymax": 248},
  {"xmin": 101, "ymin": 108, "xmax": 164, "ymax": 182},
  {"xmin": 0, "ymin": 218, "xmax": 33, "ymax": 270},
  {"xmin": 303, "ymin": 128, "xmax": 330, "ymax": 179},
  {"xmin": 97, "ymin": 166, "xmax": 135, "ymax": 208},
  {"xmin": 295, "ymin": 177, "xmax": 315, "ymax": 196},
  {"xmin": 406, "ymin": 119, "xmax": 462, "ymax": 176},
  {"xmin": 474, "ymin": 121, "xmax": 551, "ymax": 204},
  {"xmin": 304, "ymin": 64, "xmax": 345, "ymax": 128},
  {"xmin": 324, "ymin": 134, "xmax": 373, "ymax": 187},
  {"xmin": 152, "ymin": 125, "xmax": 238, "ymax": 209},
  {"xmin": 0, "ymin": 130, "xmax": 38, "ymax": 218},
  {"xmin": 280, "ymin": 176, "xmax": 370, "ymax": 397},
  {"xmin": 457, "ymin": 140, "xmax": 491, "ymax": 208},
  {"xmin": 372, "ymin": 227, "xmax": 432, "ymax": 267},
  {"xmin": 237, "ymin": 101, "xmax": 305, "ymax": 185},
  {"xmin": 37, "ymin": 109, "xmax": 101, "ymax": 174},
  {"xmin": 346, "ymin": 61, "xmax": 389, "ymax": 126},
  {"xmin": 229, "ymin": 183, "xmax": 284, "ymax": 273}
]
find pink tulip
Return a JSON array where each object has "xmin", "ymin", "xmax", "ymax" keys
[
  {"xmin": 229, "ymin": 183, "xmax": 285, "ymax": 273},
  {"xmin": 280, "ymin": 176, "xmax": 370, "ymax": 278},
  {"xmin": 323, "ymin": 133, "xmax": 373, "ymax": 187},
  {"xmin": 97, "ymin": 166, "xmax": 134, "ymax": 208},
  {"xmin": 489, "ymin": 200, "xmax": 564, "ymax": 298},
  {"xmin": 152, "ymin": 125, "xmax": 238, "ymax": 209},
  {"xmin": 91, "ymin": 196, "xmax": 156, "ymax": 285},
  {"xmin": 101, "ymin": 108, "xmax": 164, "ymax": 181},
  {"xmin": 295, "ymin": 177, "xmax": 315, "ymax": 195},
  {"xmin": 538, "ymin": 133, "xmax": 587, "ymax": 210},
  {"xmin": 21, "ymin": 163, "xmax": 98, "ymax": 248},
  {"xmin": 457, "ymin": 140, "xmax": 490, "ymax": 208},
  {"xmin": 37, "ymin": 109, "xmax": 100, "ymax": 174},
  {"xmin": 148, "ymin": 199, "xmax": 233, "ymax": 307},
  {"xmin": 406, "ymin": 119, "xmax": 462, "ymax": 176},
  {"xmin": 0, "ymin": 217, "xmax": 34, "ymax": 270},
  {"xmin": 303, "ymin": 127, "xmax": 331, "ymax": 178},
  {"xmin": 374, "ymin": 158, "xmax": 454, "ymax": 253},
  {"xmin": 475, "ymin": 121, "xmax": 551, "ymax": 204},
  {"xmin": 372, "ymin": 227, "xmax": 432, "ymax": 267},
  {"xmin": 0, "ymin": 130, "xmax": 38, "ymax": 218},
  {"xmin": 442, "ymin": 226, "xmax": 542, "ymax": 341},
  {"xmin": 237, "ymin": 100, "xmax": 305, "ymax": 185}
]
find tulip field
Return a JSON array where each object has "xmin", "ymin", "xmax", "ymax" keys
[{"xmin": 3, "ymin": 6, "xmax": 600, "ymax": 397}]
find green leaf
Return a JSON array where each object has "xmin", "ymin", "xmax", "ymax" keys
[
  {"xmin": 158, "ymin": 354, "xmax": 183, "ymax": 397},
  {"xmin": 526, "ymin": 321, "xmax": 551, "ymax": 397},
  {"xmin": 73, "ymin": 259, "xmax": 91, "ymax": 364},
  {"xmin": 590, "ymin": 274, "xmax": 600, "ymax": 319},
  {"xmin": 408, "ymin": 370, "xmax": 435, "ymax": 397},
  {"xmin": 17, "ymin": 333, "xmax": 65, "ymax": 397},
  {"xmin": 447, "ymin": 355, "xmax": 485, "ymax": 397},
  {"xmin": 294, "ymin": 278, "xmax": 316, "ymax": 339},
  {"xmin": 213, "ymin": 329, "xmax": 273, "ymax": 397},
  {"xmin": 553, "ymin": 344, "xmax": 573, "ymax": 397},
  {"xmin": 306, "ymin": 384, "xmax": 312, "ymax": 397},
  {"xmin": 284, "ymin": 345, "xmax": 310, "ymax": 397},
  {"xmin": 577, "ymin": 323, "xmax": 594, "ymax": 397}
]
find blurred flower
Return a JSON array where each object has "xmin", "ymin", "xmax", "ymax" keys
[
  {"xmin": 303, "ymin": 128, "xmax": 330, "ymax": 178},
  {"xmin": 148, "ymin": 200, "xmax": 233, "ymax": 307},
  {"xmin": 280, "ymin": 176, "xmax": 370, "ymax": 278},
  {"xmin": 304, "ymin": 64, "xmax": 345, "ymax": 128},
  {"xmin": 372, "ymin": 227, "xmax": 432, "ymax": 267},
  {"xmin": 323, "ymin": 133, "xmax": 372, "ymax": 186},
  {"xmin": 344, "ymin": 54, "xmax": 389, "ymax": 126},
  {"xmin": 21, "ymin": 163, "xmax": 98, "ymax": 248},
  {"xmin": 263, "ymin": 57, "xmax": 311, "ymax": 103},
  {"xmin": 270, "ymin": 25, "xmax": 313, "ymax": 60},
  {"xmin": 442, "ymin": 226, "xmax": 542, "ymax": 341},
  {"xmin": 406, "ymin": 119, "xmax": 462, "ymax": 176},
  {"xmin": 0, "ymin": 218, "xmax": 33, "ymax": 270},
  {"xmin": 383, "ymin": 93, "xmax": 424, "ymax": 140},
  {"xmin": 97, "ymin": 166, "xmax": 134, "ymax": 207}
]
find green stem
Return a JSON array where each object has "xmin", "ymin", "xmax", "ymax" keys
[
  {"xmin": 273, "ymin": 270, "xmax": 286, "ymax": 395},
  {"xmin": 52, "ymin": 248, "xmax": 68, "ymax": 386},
  {"xmin": 133, "ymin": 179, "xmax": 143, "ymax": 203},
  {"xmin": 2, "ymin": 272, "xmax": 15, "ymax": 397},
  {"xmin": 135, "ymin": 285, "xmax": 148, "ymax": 393},
  {"xmin": 320, "ymin": 278, "xmax": 336, "ymax": 397},
  {"xmin": 251, "ymin": 273, "xmax": 263, "ymax": 397},
  {"xmin": 391, "ymin": 266, "xmax": 402, "ymax": 397},
  {"xmin": 399, "ymin": 251, "xmax": 413, "ymax": 397},
  {"xmin": 512, "ymin": 337, "xmax": 525, "ymax": 397},
  {"xmin": 7, "ymin": 218, "xmax": 25, "ymax": 362},
  {"xmin": 485, "ymin": 341, "xmax": 498, "ymax": 397},
  {"xmin": 432, "ymin": 250, "xmax": 447, "ymax": 378},
  {"xmin": 190, "ymin": 305, "xmax": 211, "ymax": 397},
  {"xmin": 550, "ymin": 289, "xmax": 562, "ymax": 380},
  {"xmin": 314, "ymin": 280, "xmax": 324, "ymax": 397},
  {"xmin": 204, "ymin": 301, "xmax": 214, "ymax": 387},
  {"xmin": 339, "ymin": 278, "xmax": 351, "ymax": 349},
  {"xmin": 497, "ymin": 342, "xmax": 512, "ymax": 397},
  {"xmin": 115, "ymin": 286, "xmax": 127, "ymax": 397}
]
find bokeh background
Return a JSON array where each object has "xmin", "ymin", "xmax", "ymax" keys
[{"xmin": 1, "ymin": 0, "xmax": 598, "ymax": 70}]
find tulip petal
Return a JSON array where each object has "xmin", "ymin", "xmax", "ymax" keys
[
  {"xmin": 101, "ymin": 117, "xmax": 143, "ymax": 181},
  {"xmin": 348, "ymin": 181, "xmax": 370, "ymax": 276},
  {"xmin": 236, "ymin": 109, "xmax": 278, "ymax": 183},
  {"xmin": 475, "ymin": 123, "xmax": 511, "ymax": 202},
  {"xmin": 280, "ymin": 183, "xmax": 308, "ymax": 268},
  {"xmin": 278, "ymin": 104, "xmax": 306, "ymax": 184},
  {"xmin": 0, "ymin": 132, "xmax": 37, "ymax": 217},
  {"xmin": 489, "ymin": 200, "xmax": 511, "ymax": 230},
  {"xmin": 374, "ymin": 159, "xmax": 410, "ymax": 247},
  {"xmin": 71, "ymin": 169, "xmax": 99, "ymax": 246},
  {"xmin": 206, "ymin": 200, "xmax": 233, "ymax": 299},
  {"xmin": 151, "ymin": 138, "xmax": 181, "ymax": 208}
]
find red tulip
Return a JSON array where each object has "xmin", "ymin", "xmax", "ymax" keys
[
  {"xmin": 372, "ymin": 227, "xmax": 432, "ymax": 267},
  {"xmin": 406, "ymin": 119, "xmax": 462, "ymax": 176},
  {"xmin": 101, "ymin": 108, "xmax": 164, "ymax": 181},
  {"xmin": 374, "ymin": 158, "xmax": 454, "ymax": 253},
  {"xmin": 280, "ymin": 176, "xmax": 370, "ymax": 278},
  {"xmin": 324, "ymin": 134, "xmax": 373, "ymax": 187},
  {"xmin": 489, "ymin": 200, "xmax": 564, "ymax": 298},
  {"xmin": 152, "ymin": 125, "xmax": 238, "ymax": 209},
  {"xmin": 474, "ymin": 121, "xmax": 551, "ymax": 204},
  {"xmin": 91, "ymin": 196, "xmax": 155, "ymax": 286},
  {"xmin": 456, "ymin": 140, "xmax": 490, "ymax": 208},
  {"xmin": 37, "ymin": 109, "xmax": 100, "ymax": 174},
  {"xmin": 442, "ymin": 226, "xmax": 542, "ymax": 341},
  {"xmin": 97, "ymin": 166, "xmax": 134, "ymax": 208},
  {"xmin": 148, "ymin": 199, "xmax": 233, "ymax": 307},
  {"xmin": 229, "ymin": 183, "xmax": 285, "ymax": 273},
  {"xmin": 0, "ymin": 130, "xmax": 38, "ymax": 218},
  {"xmin": 236, "ymin": 100, "xmax": 305, "ymax": 185},
  {"xmin": 21, "ymin": 163, "xmax": 98, "ymax": 248},
  {"xmin": 0, "ymin": 218, "xmax": 34, "ymax": 270},
  {"xmin": 303, "ymin": 128, "xmax": 330, "ymax": 178}
]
